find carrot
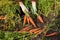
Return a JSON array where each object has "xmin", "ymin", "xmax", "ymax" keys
[
  {"xmin": 44, "ymin": 28, "xmax": 58, "ymax": 37},
  {"xmin": 31, "ymin": 0, "xmax": 44, "ymax": 24},
  {"xmin": 34, "ymin": 30, "xmax": 41, "ymax": 34},
  {"xmin": 20, "ymin": 26, "xmax": 30, "ymax": 31},
  {"xmin": 37, "ymin": 29, "xmax": 46, "ymax": 34},
  {"xmin": 27, "ymin": 17, "xmax": 30, "ymax": 24},
  {"xmin": 28, "ymin": 16, "xmax": 37, "ymax": 28},
  {"xmin": 29, "ymin": 29, "xmax": 36, "ymax": 33},
  {"xmin": 37, "ymin": 26, "xmax": 46, "ymax": 34},
  {"xmin": 37, "ymin": 15, "xmax": 44, "ymax": 23},
  {"xmin": 29, "ymin": 28, "xmax": 40, "ymax": 33},
  {"xmin": 45, "ymin": 32, "xmax": 58, "ymax": 37},
  {"xmin": 0, "ymin": 16, "xmax": 6, "ymax": 20},
  {"xmin": 23, "ymin": 15, "xmax": 27, "ymax": 26}
]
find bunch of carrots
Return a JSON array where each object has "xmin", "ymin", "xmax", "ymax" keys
[
  {"xmin": 18, "ymin": 0, "xmax": 44, "ymax": 28},
  {"xmin": 19, "ymin": 25, "xmax": 58, "ymax": 37},
  {"xmin": 18, "ymin": 0, "xmax": 58, "ymax": 37},
  {"xmin": 0, "ymin": 0, "xmax": 58, "ymax": 37}
]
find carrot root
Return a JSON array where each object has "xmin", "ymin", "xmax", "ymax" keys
[
  {"xmin": 38, "ymin": 26, "xmax": 46, "ymax": 34},
  {"xmin": 45, "ymin": 32, "xmax": 58, "ymax": 37},
  {"xmin": 27, "ymin": 17, "xmax": 30, "ymax": 24},
  {"xmin": 28, "ymin": 16, "xmax": 37, "ymax": 28},
  {"xmin": 34, "ymin": 30, "xmax": 41, "ymax": 34},
  {"xmin": 37, "ymin": 15, "xmax": 44, "ymax": 23},
  {"xmin": 23, "ymin": 15, "xmax": 27, "ymax": 26},
  {"xmin": 20, "ymin": 26, "xmax": 31, "ymax": 32},
  {"xmin": 0, "ymin": 16, "xmax": 6, "ymax": 20},
  {"xmin": 29, "ymin": 28, "xmax": 40, "ymax": 33}
]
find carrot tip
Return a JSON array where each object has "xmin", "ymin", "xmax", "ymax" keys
[
  {"xmin": 28, "ymin": 16, "xmax": 37, "ymax": 28},
  {"xmin": 45, "ymin": 32, "xmax": 58, "ymax": 37},
  {"xmin": 37, "ymin": 16, "xmax": 44, "ymax": 23}
]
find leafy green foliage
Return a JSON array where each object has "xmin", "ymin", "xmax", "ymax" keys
[
  {"xmin": 0, "ymin": 0, "xmax": 60, "ymax": 40},
  {"xmin": 0, "ymin": 0, "xmax": 22, "ymax": 30},
  {"xmin": 0, "ymin": 30, "xmax": 36, "ymax": 40}
]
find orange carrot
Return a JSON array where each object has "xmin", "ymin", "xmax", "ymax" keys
[
  {"xmin": 0, "ymin": 16, "xmax": 6, "ymax": 20},
  {"xmin": 38, "ymin": 30, "xmax": 44, "ymax": 34},
  {"xmin": 29, "ymin": 29, "xmax": 36, "ymax": 33},
  {"xmin": 23, "ymin": 15, "xmax": 27, "ymax": 26},
  {"xmin": 45, "ymin": 32, "xmax": 58, "ymax": 37},
  {"xmin": 28, "ymin": 16, "xmax": 37, "ymax": 28},
  {"xmin": 20, "ymin": 26, "xmax": 30, "ymax": 31},
  {"xmin": 27, "ymin": 17, "xmax": 30, "ymax": 24},
  {"xmin": 34, "ymin": 30, "xmax": 41, "ymax": 34},
  {"xmin": 37, "ymin": 26, "xmax": 46, "ymax": 34},
  {"xmin": 37, "ymin": 15, "xmax": 44, "ymax": 23},
  {"xmin": 29, "ymin": 28, "xmax": 40, "ymax": 33}
]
